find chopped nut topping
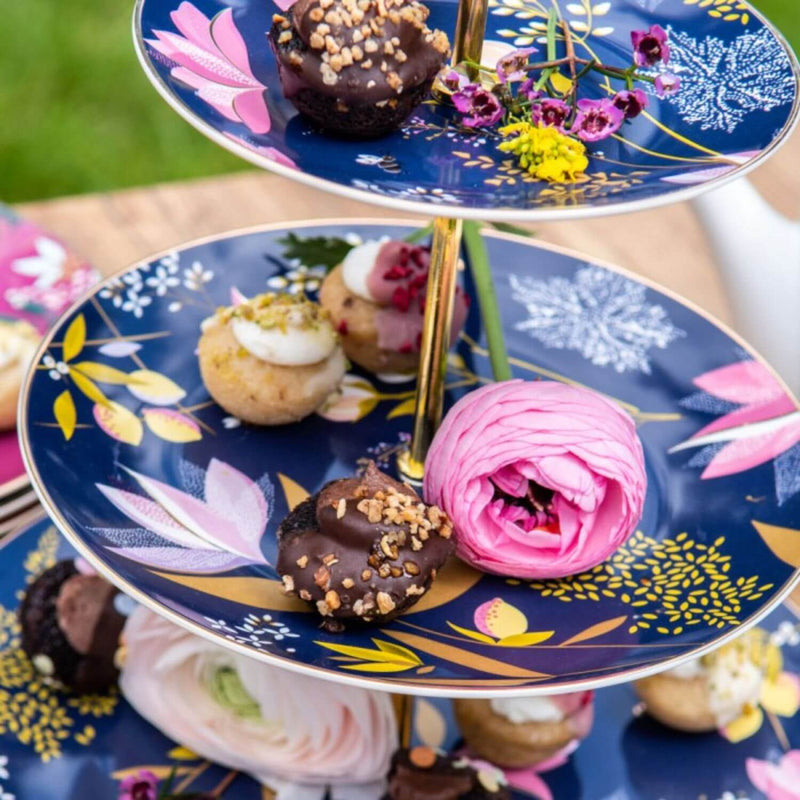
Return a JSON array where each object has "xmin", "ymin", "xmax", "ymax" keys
[
  {"xmin": 411, "ymin": 535, "xmax": 422, "ymax": 551},
  {"xmin": 272, "ymin": 13, "xmax": 287, "ymax": 23},
  {"xmin": 299, "ymin": 589, "xmax": 312, "ymax": 601},
  {"xmin": 395, "ymin": 49, "xmax": 407, "ymax": 63},
  {"xmin": 361, "ymin": 59, "xmax": 374, "ymax": 70},
  {"xmin": 367, "ymin": 499, "xmax": 383, "ymax": 523},
  {"xmin": 440, "ymin": 524, "xmax": 453, "ymax": 539},
  {"xmin": 325, "ymin": 35, "xmax": 340, "ymax": 54},
  {"xmin": 316, "ymin": 599, "xmax": 331, "ymax": 616},
  {"xmin": 378, "ymin": 563, "xmax": 392, "ymax": 578},
  {"xmin": 376, "ymin": 591, "xmax": 396, "ymax": 614},
  {"xmin": 320, "ymin": 63, "xmax": 338, "ymax": 85},
  {"xmin": 352, "ymin": 29, "xmax": 364, "ymax": 43},
  {"xmin": 380, "ymin": 534, "xmax": 399, "ymax": 560},
  {"xmin": 383, "ymin": 40, "xmax": 394, "ymax": 54},
  {"xmin": 309, "ymin": 6, "xmax": 324, "ymax": 21},
  {"xmin": 353, "ymin": 598, "xmax": 365, "ymax": 616},
  {"xmin": 324, "ymin": 9, "xmax": 343, "ymax": 25},
  {"xmin": 351, "ymin": 44, "xmax": 364, "ymax": 61},
  {"xmin": 325, "ymin": 589, "xmax": 342, "ymax": 610},
  {"xmin": 289, "ymin": 51, "xmax": 303, "ymax": 67},
  {"xmin": 317, "ymin": 22, "xmax": 331, "ymax": 34},
  {"xmin": 323, "ymin": 553, "xmax": 339, "ymax": 566},
  {"xmin": 278, "ymin": 30, "xmax": 292, "ymax": 43},
  {"xmin": 386, "ymin": 70, "xmax": 402, "ymax": 91},
  {"xmin": 404, "ymin": 560, "xmax": 420, "ymax": 576},
  {"xmin": 336, "ymin": 498, "xmax": 347, "ymax": 518},
  {"xmin": 405, "ymin": 584, "xmax": 426, "ymax": 596},
  {"xmin": 361, "ymin": 568, "xmax": 373, "ymax": 581},
  {"xmin": 342, "ymin": 577, "xmax": 355, "ymax": 589},
  {"xmin": 281, "ymin": 574, "xmax": 295, "ymax": 593},
  {"xmin": 366, "ymin": 78, "xmax": 376, "ymax": 87},
  {"xmin": 390, "ymin": 566, "xmax": 403, "ymax": 578},
  {"xmin": 310, "ymin": 32, "xmax": 325, "ymax": 49},
  {"xmin": 296, "ymin": 555, "xmax": 309, "ymax": 568},
  {"xmin": 314, "ymin": 565, "xmax": 331, "ymax": 589}
]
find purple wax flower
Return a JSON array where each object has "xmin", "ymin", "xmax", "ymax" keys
[
  {"xmin": 572, "ymin": 98, "xmax": 625, "ymax": 142},
  {"xmin": 441, "ymin": 68, "xmax": 469, "ymax": 93},
  {"xmin": 519, "ymin": 78, "xmax": 541, "ymax": 102},
  {"xmin": 631, "ymin": 24, "xmax": 671, "ymax": 67},
  {"xmin": 612, "ymin": 89, "xmax": 648, "ymax": 119},
  {"xmin": 655, "ymin": 73, "xmax": 681, "ymax": 97},
  {"xmin": 530, "ymin": 98, "xmax": 572, "ymax": 131},
  {"xmin": 497, "ymin": 47, "xmax": 536, "ymax": 83},
  {"xmin": 118, "ymin": 770, "xmax": 159, "ymax": 800},
  {"xmin": 453, "ymin": 84, "xmax": 505, "ymax": 128}
]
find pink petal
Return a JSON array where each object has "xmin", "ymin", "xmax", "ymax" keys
[
  {"xmin": 210, "ymin": 8, "xmax": 257, "ymax": 81},
  {"xmin": 108, "ymin": 546, "xmax": 251, "ymax": 573},
  {"xmin": 746, "ymin": 757, "xmax": 772, "ymax": 794},
  {"xmin": 695, "ymin": 361, "xmax": 787, "ymax": 405},
  {"xmin": 204, "ymin": 458, "xmax": 268, "ymax": 561},
  {"xmin": 273, "ymin": 0, "xmax": 298, "ymax": 9},
  {"xmin": 232, "ymin": 88, "xmax": 271, "ymax": 134},
  {"xmin": 152, "ymin": 30, "xmax": 255, "ymax": 87},
  {"xmin": 505, "ymin": 768, "xmax": 553, "ymax": 800},
  {"xmin": 703, "ymin": 421, "xmax": 800, "ymax": 479},
  {"xmin": 97, "ymin": 484, "xmax": 209, "ymax": 550},
  {"xmin": 170, "ymin": 1, "xmax": 218, "ymax": 57},
  {"xmin": 692, "ymin": 396, "xmax": 798, "ymax": 438}
]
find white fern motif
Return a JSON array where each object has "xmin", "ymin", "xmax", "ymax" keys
[{"xmin": 651, "ymin": 26, "xmax": 795, "ymax": 133}]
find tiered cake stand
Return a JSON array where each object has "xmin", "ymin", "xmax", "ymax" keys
[{"xmin": 17, "ymin": 0, "xmax": 800, "ymax": 705}]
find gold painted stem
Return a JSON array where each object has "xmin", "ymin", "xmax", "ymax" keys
[
  {"xmin": 451, "ymin": 0, "xmax": 489, "ymax": 77},
  {"xmin": 397, "ymin": 217, "xmax": 463, "ymax": 481}
]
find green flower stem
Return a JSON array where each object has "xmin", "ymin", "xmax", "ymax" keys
[
  {"xmin": 534, "ymin": 7, "xmax": 560, "ymax": 92},
  {"xmin": 462, "ymin": 221, "xmax": 512, "ymax": 382},
  {"xmin": 404, "ymin": 222, "xmax": 434, "ymax": 243}
]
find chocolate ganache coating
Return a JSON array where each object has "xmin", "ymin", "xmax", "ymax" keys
[
  {"xmin": 19, "ymin": 561, "xmax": 126, "ymax": 693},
  {"xmin": 269, "ymin": 0, "xmax": 449, "ymax": 137},
  {"xmin": 384, "ymin": 748, "xmax": 511, "ymax": 800},
  {"xmin": 277, "ymin": 462, "xmax": 454, "ymax": 629}
]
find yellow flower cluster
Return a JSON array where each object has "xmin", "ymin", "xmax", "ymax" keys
[{"xmin": 498, "ymin": 122, "xmax": 589, "ymax": 183}]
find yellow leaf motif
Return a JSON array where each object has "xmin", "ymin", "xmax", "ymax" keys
[
  {"xmin": 549, "ymin": 71, "xmax": 573, "ymax": 95},
  {"xmin": 168, "ymin": 746, "xmax": 200, "ymax": 760},
  {"xmin": 53, "ymin": 390, "xmax": 76, "ymax": 440},
  {"xmin": 112, "ymin": 766, "xmax": 193, "ymax": 781},
  {"xmin": 496, "ymin": 631, "xmax": 554, "ymax": 647},
  {"xmin": 71, "ymin": 361, "xmax": 137, "ymax": 385},
  {"xmin": 143, "ymin": 408, "xmax": 202, "ymax": 443},
  {"xmin": 278, "ymin": 474, "xmax": 310, "ymax": 511},
  {"xmin": 387, "ymin": 397, "xmax": 417, "ymax": 419},
  {"xmin": 69, "ymin": 369, "xmax": 109, "ymax": 407},
  {"xmin": 559, "ymin": 615, "xmax": 628, "ymax": 646},
  {"xmin": 93, "ymin": 401, "xmax": 144, "ymax": 445},
  {"xmin": 447, "ymin": 622, "xmax": 495, "ymax": 645},
  {"xmin": 314, "ymin": 639, "xmax": 422, "ymax": 665},
  {"xmin": 721, "ymin": 705, "xmax": 764, "ymax": 743},
  {"xmin": 62, "ymin": 314, "xmax": 86, "ymax": 363},
  {"xmin": 752, "ymin": 520, "xmax": 800, "ymax": 568},
  {"xmin": 126, "ymin": 370, "xmax": 186, "ymax": 405},
  {"xmin": 760, "ymin": 673, "xmax": 800, "ymax": 718},
  {"xmin": 342, "ymin": 662, "xmax": 418, "ymax": 673}
]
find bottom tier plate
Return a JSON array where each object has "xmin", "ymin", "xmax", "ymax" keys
[
  {"xmin": 19, "ymin": 220, "xmax": 800, "ymax": 696},
  {"xmin": 2, "ymin": 518, "xmax": 799, "ymax": 800}
]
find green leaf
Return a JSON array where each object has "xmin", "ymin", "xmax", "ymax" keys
[
  {"xmin": 53, "ymin": 390, "xmax": 76, "ymax": 441},
  {"xmin": 278, "ymin": 233, "xmax": 355, "ymax": 271},
  {"xmin": 404, "ymin": 223, "xmax": 434, "ymax": 243},
  {"xmin": 62, "ymin": 315, "xmax": 86, "ymax": 363},
  {"xmin": 488, "ymin": 222, "xmax": 536, "ymax": 237}
]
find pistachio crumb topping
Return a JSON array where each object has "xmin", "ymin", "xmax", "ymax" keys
[{"xmin": 216, "ymin": 292, "xmax": 335, "ymax": 336}]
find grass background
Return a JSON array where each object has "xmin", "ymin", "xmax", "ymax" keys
[{"xmin": 0, "ymin": 0, "xmax": 797, "ymax": 203}]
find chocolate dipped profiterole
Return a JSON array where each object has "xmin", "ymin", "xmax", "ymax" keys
[
  {"xmin": 20, "ymin": 561, "xmax": 127, "ymax": 693},
  {"xmin": 383, "ymin": 747, "xmax": 510, "ymax": 800},
  {"xmin": 277, "ymin": 462, "xmax": 454, "ymax": 630},
  {"xmin": 269, "ymin": 0, "xmax": 450, "ymax": 138}
]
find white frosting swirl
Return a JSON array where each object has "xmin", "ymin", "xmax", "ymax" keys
[
  {"xmin": 490, "ymin": 696, "xmax": 564, "ymax": 724},
  {"xmin": 341, "ymin": 240, "xmax": 386, "ymax": 302},
  {"xmin": 231, "ymin": 316, "xmax": 336, "ymax": 366}
]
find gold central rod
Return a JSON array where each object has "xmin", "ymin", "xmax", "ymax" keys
[
  {"xmin": 397, "ymin": 217, "xmax": 463, "ymax": 481},
  {"xmin": 452, "ymin": 0, "xmax": 489, "ymax": 76}
]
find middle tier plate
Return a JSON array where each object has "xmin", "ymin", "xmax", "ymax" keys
[{"xmin": 19, "ymin": 220, "xmax": 800, "ymax": 696}]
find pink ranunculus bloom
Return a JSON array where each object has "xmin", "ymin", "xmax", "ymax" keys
[
  {"xmin": 746, "ymin": 751, "xmax": 800, "ymax": 800},
  {"xmin": 423, "ymin": 380, "xmax": 646, "ymax": 579},
  {"xmin": 147, "ymin": 2, "xmax": 270, "ymax": 134},
  {"xmin": 120, "ymin": 607, "xmax": 398, "ymax": 800}
]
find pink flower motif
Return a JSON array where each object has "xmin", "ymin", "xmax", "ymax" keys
[
  {"xmin": 148, "ymin": 2, "xmax": 270, "ymax": 134},
  {"xmin": 96, "ymin": 458, "xmax": 272, "ymax": 573},
  {"xmin": 223, "ymin": 132, "xmax": 298, "ymax": 169},
  {"xmin": 424, "ymin": 380, "xmax": 646, "ymax": 579},
  {"xmin": 118, "ymin": 770, "xmax": 159, "ymax": 800},
  {"xmin": 747, "ymin": 751, "xmax": 800, "ymax": 800},
  {"xmin": 670, "ymin": 360, "xmax": 800, "ymax": 482}
]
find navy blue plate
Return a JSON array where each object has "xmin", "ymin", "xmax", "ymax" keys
[
  {"xmin": 133, "ymin": 0, "xmax": 800, "ymax": 219},
  {"xmin": 19, "ymin": 221, "xmax": 800, "ymax": 695},
  {"xmin": 1, "ymin": 517, "xmax": 799, "ymax": 799}
]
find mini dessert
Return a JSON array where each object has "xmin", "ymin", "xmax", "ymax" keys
[
  {"xmin": 319, "ymin": 239, "xmax": 469, "ymax": 375},
  {"xmin": 269, "ymin": 0, "xmax": 450, "ymax": 138},
  {"xmin": 121, "ymin": 606, "xmax": 398, "ymax": 796},
  {"xmin": 634, "ymin": 628, "xmax": 778, "ymax": 732},
  {"xmin": 198, "ymin": 292, "xmax": 346, "ymax": 425},
  {"xmin": 0, "ymin": 320, "xmax": 40, "ymax": 430},
  {"xmin": 19, "ymin": 560, "xmax": 127, "ymax": 693},
  {"xmin": 383, "ymin": 747, "xmax": 510, "ymax": 800},
  {"xmin": 424, "ymin": 380, "xmax": 646, "ymax": 579},
  {"xmin": 277, "ymin": 461, "xmax": 455, "ymax": 630},
  {"xmin": 454, "ymin": 692, "xmax": 594, "ymax": 768}
]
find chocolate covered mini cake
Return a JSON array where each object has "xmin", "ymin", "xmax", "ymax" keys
[
  {"xmin": 19, "ymin": 560, "xmax": 126, "ymax": 693},
  {"xmin": 277, "ymin": 462, "xmax": 454, "ymax": 630},
  {"xmin": 383, "ymin": 747, "xmax": 510, "ymax": 800},
  {"xmin": 269, "ymin": 0, "xmax": 450, "ymax": 138}
]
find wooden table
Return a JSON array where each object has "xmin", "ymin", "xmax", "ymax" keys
[{"xmin": 14, "ymin": 129, "xmax": 800, "ymax": 611}]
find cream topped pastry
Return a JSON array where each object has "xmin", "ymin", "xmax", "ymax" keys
[
  {"xmin": 635, "ymin": 628, "xmax": 778, "ymax": 732},
  {"xmin": 454, "ymin": 691, "xmax": 594, "ymax": 769},
  {"xmin": 319, "ymin": 239, "xmax": 469, "ymax": 375},
  {"xmin": 0, "ymin": 319, "xmax": 40, "ymax": 430},
  {"xmin": 269, "ymin": 0, "xmax": 449, "ymax": 138},
  {"xmin": 277, "ymin": 461, "xmax": 455, "ymax": 631},
  {"xmin": 198, "ymin": 292, "xmax": 346, "ymax": 425}
]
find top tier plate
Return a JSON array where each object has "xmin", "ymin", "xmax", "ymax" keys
[{"xmin": 134, "ymin": 0, "xmax": 800, "ymax": 220}]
